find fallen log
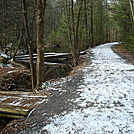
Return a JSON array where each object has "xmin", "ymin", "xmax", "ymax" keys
[
  {"xmin": 0, "ymin": 91, "xmax": 51, "ymax": 97},
  {"xmin": 15, "ymin": 51, "xmax": 87, "ymax": 61},
  {"xmin": 15, "ymin": 53, "xmax": 70, "ymax": 60},
  {"xmin": 0, "ymin": 107, "xmax": 29, "ymax": 116},
  {"xmin": 0, "ymin": 113, "xmax": 24, "ymax": 119},
  {"xmin": 0, "ymin": 91, "xmax": 51, "ymax": 118}
]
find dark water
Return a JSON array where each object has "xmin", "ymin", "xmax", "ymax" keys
[
  {"xmin": 16, "ymin": 60, "xmax": 72, "ymax": 81},
  {"xmin": 0, "ymin": 118, "xmax": 13, "ymax": 132}
]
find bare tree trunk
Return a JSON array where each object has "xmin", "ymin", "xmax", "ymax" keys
[
  {"xmin": 65, "ymin": 0, "xmax": 73, "ymax": 50},
  {"xmin": 90, "ymin": 0, "xmax": 94, "ymax": 47},
  {"xmin": 71, "ymin": 0, "xmax": 77, "ymax": 66},
  {"xmin": 74, "ymin": 0, "xmax": 83, "ymax": 64},
  {"xmin": 22, "ymin": 0, "xmax": 36, "ymax": 90},
  {"xmin": 36, "ymin": 0, "xmax": 46, "ymax": 89},
  {"xmin": 84, "ymin": 0, "xmax": 88, "ymax": 30},
  {"xmin": 66, "ymin": 0, "xmax": 83, "ymax": 66},
  {"xmin": 129, "ymin": 0, "xmax": 134, "ymax": 22}
]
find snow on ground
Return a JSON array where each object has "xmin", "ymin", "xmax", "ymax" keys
[{"xmin": 42, "ymin": 42, "xmax": 134, "ymax": 134}]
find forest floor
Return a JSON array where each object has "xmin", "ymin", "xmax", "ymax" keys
[
  {"xmin": 0, "ymin": 62, "xmax": 32, "ymax": 92},
  {"xmin": 112, "ymin": 44, "xmax": 134, "ymax": 65},
  {"xmin": 1, "ymin": 42, "xmax": 134, "ymax": 134}
]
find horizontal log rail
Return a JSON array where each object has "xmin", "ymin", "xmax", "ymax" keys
[{"xmin": 15, "ymin": 51, "xmax": 87, "ymax": 60}]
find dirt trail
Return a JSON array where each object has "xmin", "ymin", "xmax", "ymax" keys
[{"xmin": 1, "ymin": 42, "xmax": 134, "ymax": 134}]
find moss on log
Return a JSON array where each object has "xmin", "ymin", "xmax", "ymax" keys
[
  {"xmin": 0, "ymin": 113, "xmax": 24, "ymax": 119},
  {"xmin": 0, "ymin": 107, "xmax": 29, "ymax": 116}
]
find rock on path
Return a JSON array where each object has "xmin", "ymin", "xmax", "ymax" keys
[{"xmin": 4, "ymin": 42, "xmax": 134, "ymax": 134}]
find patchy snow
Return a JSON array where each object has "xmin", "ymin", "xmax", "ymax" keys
[
  {"xmin": 0, "ymin": 63, "xmax": 13, "ymax": 67},
  {"xmin": 42, "ymin": 77, "xmax": 72, "ymax": 92},
  {"xmin": 42, "ymin": 42, "xmax": 134, "ymax": 134},
  {"xmin": 7, "ymin": 70, "xmax": 19, "ymax": 74},
  {"xmin": 1, "ymin": 53, "xmax": 9, "ymax": 58}
]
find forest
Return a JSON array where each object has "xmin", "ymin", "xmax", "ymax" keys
[
  {"xmin": 0, "ymin": 0, "xmax": 134, "ymax": 89},
  {"xmin": 0, "ymin": 0, "xmax": 134, "ymax": 133}
]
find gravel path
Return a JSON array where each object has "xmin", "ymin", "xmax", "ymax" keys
[{"xmin": 3, "ymin": 42, "xmax": 134, "ymax": 134}]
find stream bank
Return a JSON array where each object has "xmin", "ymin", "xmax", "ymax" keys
[{"xmin": 0, "ymin": 52, "xmax": 87, "ymax": 132}]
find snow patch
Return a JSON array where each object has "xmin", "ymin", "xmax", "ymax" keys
[{"xmin": 42, "ymin": 42, "xmax": 134, "ymax": 134}]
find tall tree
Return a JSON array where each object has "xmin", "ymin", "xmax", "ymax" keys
[
  {"xmin": 90, "ymin": 0, "xmax": 94, "ymax": 47},
  {"xmin": 22, "ymin": 0, "xmax": 36, "ymax": 90},
  {"xmin": 112, "ymin": 0, "xmax": 134, "ymax": 53},
  {"xmin": 128, "ymin": 0, "xmax": 134, "ymax": 21},
  {"xmin": 36, "ymin": 0, "xmax": 47, "ymax": 89},
  {"xmin": 65, "ymin": 0, "xmax": 83, "ymax": 66}
]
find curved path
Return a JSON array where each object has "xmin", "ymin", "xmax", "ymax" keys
[{"xmin": 3, "ymin": 42, "xmax": 134, "ymax": 134}]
